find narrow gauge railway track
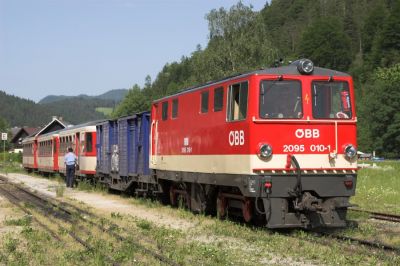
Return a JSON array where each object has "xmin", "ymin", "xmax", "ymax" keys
[
  {"xmin": 0, "ymin": 179, "xmax": 119, "ymax": 265},
  {"xmin": 349, "ymin": 208, "xmax": 400, "ymax": 223},
  {"xmin": 312, "ymin": 231, "xmax": 400, "ymax": 254},
  {"xmin": 0, "ymin": 175, "xmax": 180, "ymax": 266},
  {"xmin": 278, "ymin": 228, "xmax": 400, "ymax": 255}
]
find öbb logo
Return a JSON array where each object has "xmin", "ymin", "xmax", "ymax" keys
[
  {"xmin": 295, "ymin": 129, "xmax": 320, "ymax": 139},
  {"xmin": 229, "ymin": 130, "xmax": 245, "ymax": 146}
]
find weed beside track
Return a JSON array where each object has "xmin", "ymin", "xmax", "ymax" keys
[{"xmin": 0, "ymin": 174, "xmax": 179, "ymax": 265}]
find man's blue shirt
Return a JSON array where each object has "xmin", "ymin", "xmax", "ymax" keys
[{"xmin": 64, "ymin": 152, "xmax": 76, "ymax": 166}]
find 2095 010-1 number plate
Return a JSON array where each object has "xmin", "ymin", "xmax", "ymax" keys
[{"xmin": 283, "ymin": 144, "xmax": 331, "ymax": 153}]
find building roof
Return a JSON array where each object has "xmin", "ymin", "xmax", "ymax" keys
[{"xmin": 10, "ymin": 127, "xmax": 41, "ymax": 144}]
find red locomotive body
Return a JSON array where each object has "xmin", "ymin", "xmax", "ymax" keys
[{"xmin": 151, "ymin": 60, "xmax": 357, "ymax": 228}]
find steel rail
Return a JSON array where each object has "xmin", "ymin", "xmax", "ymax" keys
[
  {"xmin": 313, "ymin": 231, "xmax": 400, "ymax": 253},
  {"xmin": 349, "ymin": 208, "xmax": 400, "ymax": 223},
  {"xmin": 0, "ymin": 183, "xmax": 62, "ymax": 242},
  {"xmin": 0, "ymin": 178, "xmax": 119, "ymax": 265}
]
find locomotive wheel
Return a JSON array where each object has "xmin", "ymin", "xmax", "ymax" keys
[
  {"xmin": 242, "ymin": 198, "xmax": 253, "ymax": 223},
  {"xmin": 169, "ymin": 186, "xmax": 177, "ymax": 207},
  {"xmin": 216, "ymin": 193, "xmax": 227, "ymax": 219}
]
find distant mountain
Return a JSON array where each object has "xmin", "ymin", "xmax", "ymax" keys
[
  {"xmin": 97, "ymin": 89, "xmax": 128, "ymax": 102},
  {"xmin": 38, "ymin": 95, "xmax": 73, "ymax": 104},
  {"xmin": 38, "ymin": 89, "xmax": 128, "ymax": 104}
]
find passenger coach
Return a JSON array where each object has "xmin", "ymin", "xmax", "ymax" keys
[{"xmin": 58, "ymin": 122, "xmax": 97, "ymax": 178}]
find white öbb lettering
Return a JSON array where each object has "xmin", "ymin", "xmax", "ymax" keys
[
  {"xmin": 295, "ymin": 129, "xmax": 320, "ymax": 139},
  {"xmin": 229, "ymin": 130, "xmax": 245, "ymax": 146}
]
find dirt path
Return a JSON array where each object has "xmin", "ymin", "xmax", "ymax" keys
[{"xmin": 1, "ymin": 172, "xmax": 194, "ymax": 230}]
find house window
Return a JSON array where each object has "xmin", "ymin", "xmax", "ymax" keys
[
  {"xmin": 162, "ymin": 101, "xmax": 168, "ymax": 121},
  {"xmin": 227, "ymin": 81, "xmax": 248, "ymax": 121},
  {"xmin": 214, "ymin": 87, "xmax": 224, "ymax": 112},
  {"xmin": 201, "ymin": 91, "xmax": 209, "ymax": 113},
  {"xmin": 172, "ymin": 99, "xmax": 178, "ymax": 118}
]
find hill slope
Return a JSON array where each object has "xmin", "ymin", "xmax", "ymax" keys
[
  {"xmin": 38, "ymin": 89, "xmax": 128, "ymax": 104},
  {"xmin": 0, "ymin": 90, "xmax": 118, "ymax": 127}
]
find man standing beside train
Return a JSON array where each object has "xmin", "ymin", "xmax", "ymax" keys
[{"xmin": 64, "ymin": 147, "xmax": 77, "ymax": 188}]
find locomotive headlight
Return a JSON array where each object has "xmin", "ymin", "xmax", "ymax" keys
[
  {"xmin": 259, "ymin": 143, "xmax": 273, "ymax": 159},
  {"xmin": 344, "ymin": 144, "xmax": 357, "ymax": 159},
  {"xmin": 297, "ymin": 58, "xmax": 314, "ymax": 75}
]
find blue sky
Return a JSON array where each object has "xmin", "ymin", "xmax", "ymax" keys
[{"xmin": 0, "ymin": 0, "xmax": 268, "ymax": 102}]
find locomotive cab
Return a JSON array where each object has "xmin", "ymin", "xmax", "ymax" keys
[{"xmin": 250, "ymin": 59, "xmax": 357, "ymax": 228}]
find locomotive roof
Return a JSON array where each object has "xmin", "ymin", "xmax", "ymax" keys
[{"xmin": 154, "ymin": 64, "xmax": 350, "ymax": 103}]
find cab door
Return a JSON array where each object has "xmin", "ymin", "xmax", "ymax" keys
[{"xmin": 150, "ymin": 104, "xmax": 159, "ymax": 166}]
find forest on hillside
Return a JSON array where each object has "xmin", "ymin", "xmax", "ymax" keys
[
  {"xmin": 0, "ymin": 91, "xmax": 117, "ymax": 127},
  {"xmin": 114, "ymin": 0, "xmax": 400, "ymax": 158}
]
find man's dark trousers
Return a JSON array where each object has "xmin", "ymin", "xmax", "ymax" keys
[{"xmin": 66, "ymin": 165, "xmax": 75, "ymax": 188}]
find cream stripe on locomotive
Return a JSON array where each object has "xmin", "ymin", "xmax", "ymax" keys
[{"xmin": 150, "ymin": 154, "xmax": 357, "ymax": 175}]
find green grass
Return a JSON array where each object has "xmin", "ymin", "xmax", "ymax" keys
[
  {"xmin": 95, "ymin": 107, "xmax": 113, "ymax": 117},
  {"xmin": 351, "ymin": 161, "xmax": 400, "ymax": 214},
  {"xmin": 4, "ymin": 215, "xmax": 32, "ymax": 227},
  {"xmin": 0, "ymin": 152, "xmax": 24, "ymax": 174}
]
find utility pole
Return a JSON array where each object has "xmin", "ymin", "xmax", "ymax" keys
[{"xmin": 1, "ymin": 132, "xmax": 7, "ymax": 162}]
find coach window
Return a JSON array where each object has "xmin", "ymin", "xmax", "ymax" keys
[
  {"xmin": 227, "ymin": 81, "xmax": 248, "ymax": 121},
  {"xmin": 312, "ymin": 81, "xmax": 352, "ymax": 119},
  {"xmin": 259, "ymin": 80, "xmax": 302, "ymax": 119},
  {"xmin": 214, "ymin": 87, "xmax": 223, "ymax": 112},
  {"xmin": 172, "ymin": 99, "xmax": 178, "ymax": 118},
  {"xmin": 86, "ymin": 133, "xmax": 93, "ymax": 152},
  {"xmin": 162, "ymin": 101, "xmax": 168, "ymax": 121},
  {"xmin": 201, "ymin": 91, "xmax": 209, "ymax": 113}
]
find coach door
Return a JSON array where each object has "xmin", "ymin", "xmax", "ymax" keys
[
  {"xmin": 53, "ymin": 137, "xmax": 59, "ymax": 171},
  {"xmin": 75, "ymin": 132, "xmax": 81, "ymax": 172}
]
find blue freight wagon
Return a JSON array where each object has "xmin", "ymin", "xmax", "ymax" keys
[{"xmin": 96, "ymin": 112, "xmax": 151, "ymax": 191}]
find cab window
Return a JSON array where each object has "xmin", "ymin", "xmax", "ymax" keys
[
  {"xmin": 214, "ymin": 87, "xmax": 223, "ymax": 112},
  {"xmin": 227, "ymin": 82, "xmax": 248, "ymax": 121},
  {"xmin": 162, "ymin": 101, "xmax": 168, "ymax": 121},
  {"xmin": 172, "ymin": 99, "xmax": 178, "ymax": 118},
  {"xmin": 259, "ymin": 80, "xmax": 302, "ymax": 119},
  {"xmin": 201, "ymin": 91, "xmax": 209, "ymax": 113},
  {"xmin": 312, "ymin": 81, "xmax": 352, "ymax": 119}
]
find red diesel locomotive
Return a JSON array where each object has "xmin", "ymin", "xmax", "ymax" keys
[{"xmin": 150, "ymin": 59, "xmax": 357, "ymax": 228}]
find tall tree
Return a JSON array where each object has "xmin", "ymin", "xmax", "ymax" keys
[
  {"xmin": 372, "ymin": 0, "xmax": 400, "ymax": 67},
  {"xmin": 359, "ymin": 64, "xmax": 400, "ymax": 157},
  {"xmin": 297, "ymin": 17, "xmax": 352, "ymax": 70},
  {"xmin": 113, "ymin": 85, "xmax": 149, "ymax": 118}
]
